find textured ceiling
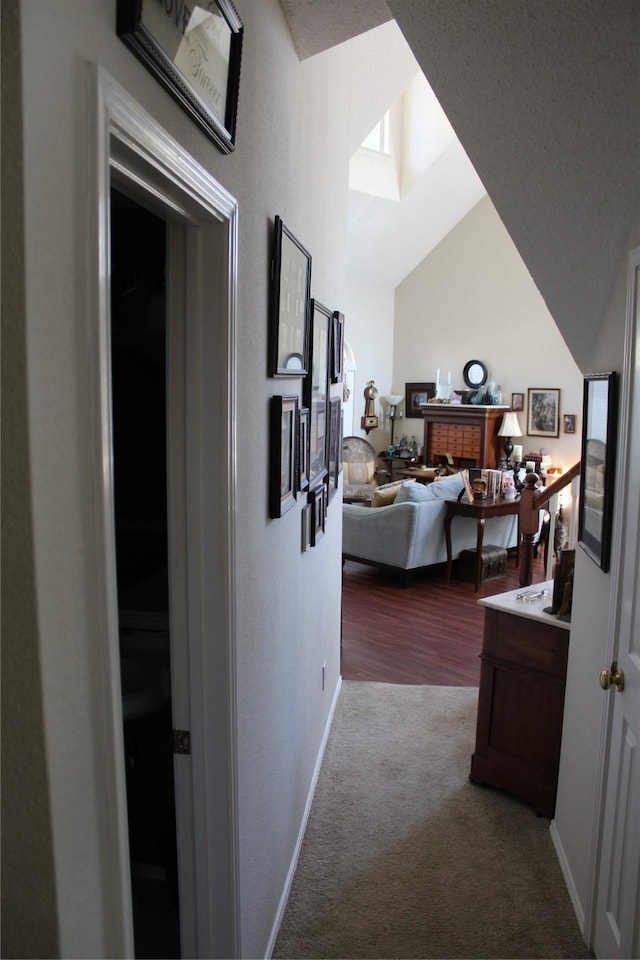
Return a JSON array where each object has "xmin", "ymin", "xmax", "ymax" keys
[{"xmin": 278, "ymin": 0, "xmax": 392, "ymax": 60}]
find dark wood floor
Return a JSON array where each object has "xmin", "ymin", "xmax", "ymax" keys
[{"xmin": 341, "ymin": 553, "xmax": 548, "ymax": 686}]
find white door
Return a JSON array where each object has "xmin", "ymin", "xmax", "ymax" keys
[{"xmin": 593, "ymin": 248, "xmax": 640, "ymax": 959}]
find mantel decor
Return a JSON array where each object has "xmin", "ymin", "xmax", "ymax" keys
[
  {"xmin": 578, "ymin": 372, "xmax": 618, "ymax": 571},
  {"xmin": 405, "ymin": 382, "xmax": 436, "ymax": 418},
  {"xmin": 117, "ymin": 0, "xmax": 243, "ymax": 154},
  {"xmin": 268, "ymin": 216, "xmax": 312, "ymax": 377}
]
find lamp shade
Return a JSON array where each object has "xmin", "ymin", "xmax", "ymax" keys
[
  {"xmin": 497, "ymin": 411, "xmax": 523, "ymax": 437},
  {"xmin": 384, "ymin": 395, "xmax": 404, "ymax": 407}
]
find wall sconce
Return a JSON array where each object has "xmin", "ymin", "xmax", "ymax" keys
[
  {"xmin": 497, "ymin": 411, "xmax": 523, "ymax": 471},
  {"xmin": 383, "ymin": 394, "xmax": 404, "ymax": 446}
]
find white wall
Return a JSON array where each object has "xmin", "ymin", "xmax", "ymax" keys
[
  {"xmin": 6, "ymin": 1, "xmax": 352, "ymax": 957},
  {"xmin": 344, "ymin": 281, "xmax": 396, "ymax": 447},
  {"xmin": 393, "ymin": 196, "xmax": 583, "ymax": 469}
]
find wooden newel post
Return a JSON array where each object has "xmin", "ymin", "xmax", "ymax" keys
[{"xmin": 519, "ymin": 473, "xmax": 541, "ymax": 586}]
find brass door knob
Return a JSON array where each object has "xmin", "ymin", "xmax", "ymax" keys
[{"xmin": 599, "ymin": 661, "xmax": 625, "ymax": 691}]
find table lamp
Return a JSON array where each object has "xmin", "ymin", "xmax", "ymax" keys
[
  {"xmin": 384, "ymin": 395, "xmax": 404, "ymax": 446},
  {"xmin": 497, "ymin": 411, "xmax": 523, "ymax": 469}
]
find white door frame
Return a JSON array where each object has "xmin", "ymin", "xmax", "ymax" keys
[{"xmin": 87, "ymin": 64, "xmax": 239, "ymax": 957}]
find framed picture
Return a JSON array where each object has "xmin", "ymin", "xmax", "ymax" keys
[
  {"xmin": 327, "ymin": 398, "xmax": 342, "ymax": 501},
  {"xmin": 578, "ymin": 373, "xmax": 618, "ymax": 572},
  {"xmin": 304, "ymin": 300, "xmax": 332, "ymax": 490},
  {"xmin": 405, "ymin": 382, "xmax": 436, "ymax": 418},
  {"xmin": 511, "ymin": 392, "xmax": 525, "ymax": 412},
  {"xmin": 563, "ymin": 413, "xmax": 577, "ymax": 434},
  {"xmin": 268, "ymin": 216, "xmax": 312, "ymax": 377},
  {"xmin": 310, "ymin": 485, "xmax": 327, "ymax": 545},
  {"xmin": 117, "ymin": 0, "xmax": 243, "ymax": 154},
  {"xmin": 298, "ymin": 407, "xmax": 310, "ymax": 492},
  {"xmin": 268, "ymin": 395, "xmax": 298, "ymax": 519},
  {"xmin": 301, "ymin": 504, "xmax": 311, "ymax": 552},
  {"xmin": 331, "ymin": 311, "xmax": 345, "ymax": 383},
  {"xmin": 527, "ymin": 388, "xmax": 560, "ymax": 437}
]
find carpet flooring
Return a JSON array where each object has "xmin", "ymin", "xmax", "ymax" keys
[{"xmin": 273, "ymin": 682, "xmax": 591, "ymax": 960}]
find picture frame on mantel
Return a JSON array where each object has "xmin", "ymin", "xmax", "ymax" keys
[
  {"xmin": 268, "ymin": 216, "xmax": 312, "ymax": 377},
  {"xmin": 116, "ymin": 0, "xmax": 243, "ymax": 154},
  {"xmin": 578, "ymin": 372, "xmax": 618, "ymax": 572}
]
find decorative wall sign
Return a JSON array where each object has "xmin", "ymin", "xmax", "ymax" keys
[
  {"xmin": 268, "ymin": 216, "xmax": 312, "ymax": 377},
  {"xmin": 578, "ymin": 373, "xmax": 617, "ymax": 571},
  {"xmin": 117, "ymin": 0, "xmax": 243, "ymax": 154}
]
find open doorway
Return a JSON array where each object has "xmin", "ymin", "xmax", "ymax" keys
[{"xmin": 110, "ymin": 189, "xmax": 180, "ymax": 957}]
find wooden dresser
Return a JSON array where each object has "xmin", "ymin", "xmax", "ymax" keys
[
  {"xmin": 470, "ymin": 581, "xmax": 570, "ymax": 817},
  {"xmin": 422, "ymin": 404, "xmax": 509, "ymax": 468}
]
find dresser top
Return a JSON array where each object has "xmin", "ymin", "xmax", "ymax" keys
[{"xmin": 478, "ymin": 580, "xmax": 571, "ymax": 630}]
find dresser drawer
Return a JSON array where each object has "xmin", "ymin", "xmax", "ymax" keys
[{"xmin": 481, "ymin": 609, "xmax": 569, "ymax": 678}]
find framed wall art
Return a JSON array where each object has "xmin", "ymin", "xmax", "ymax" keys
[
  {"xmin": 327, "ymin": 398, "xmax": 342, "ymax": 501},
  {"xmin": 117, "ymin": 0, "xmax": 243, "ymax": 154},
  {"xmin": 303, "ymin": 300, "xmax": 332, "ymax": 489},
  {"xmin": 563, "ymin": 413, "xmax": 576, "ymax": 434},
  {"xmin": 578, "ymin": 372, "xmax": 618, "ymax": 572},
  {"xmin": 405, "ymin": 382, "xmax": 436, "ymax": 418},
  {"xmin": 268, "ymin": 216, "xmax": 312, "ymax": 377},
  {"xmin": 298, "ymin": 406, "xmax": 310, "ymax": 492},
  {"xmin": 268, "ymin": 395, "xmax": 298, "ymax": 519},
  {"xmin": 511, "ymin": 392, "xmax": 525, "ymax": 412},
  {"xmin": 527, "ymin": 388, "xmax": 560, "ymax": 437},
  {"xmin": 308, "ymin": 486, "xmax": 326, "ymax": 546},
  {"xmin": 331, "ymin": 311, "xmax": 345, "ymax": 383}
]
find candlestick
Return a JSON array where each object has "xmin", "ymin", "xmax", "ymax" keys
[
  {"xmin": 447, "ymin": 371, "xmax": 451, "ymax": 384},
  {"xmin": 512, "ymin": 444, "xmax": 523, "ymax": 462},
  {"xmin": 436, "ymin": 367, "xmax": 440, "ymax": 386}
]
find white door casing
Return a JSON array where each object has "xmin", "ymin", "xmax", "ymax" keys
[
  {"xmin": 88, "ymin": 65, "xmax": 239, "ymax": 957},
  {"xmin": 591, "ymin": 247, "xmax": 640, "ymax": 959}
]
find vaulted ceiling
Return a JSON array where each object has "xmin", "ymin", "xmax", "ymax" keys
[{"xmin": 278, "ymin": 0, "xmax": 640, "ymax": 372}]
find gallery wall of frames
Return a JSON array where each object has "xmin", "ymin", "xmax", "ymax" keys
[{"xmin": 267, "ymin": 216, "xmax": 344, "ymax": 550}]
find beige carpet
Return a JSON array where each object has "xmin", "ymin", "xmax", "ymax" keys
[{"xmin": 273, "ymin": 682, "xmax": 591, "ymax": 959}]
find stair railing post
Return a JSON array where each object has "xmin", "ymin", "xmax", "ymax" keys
[{"xmin": 519, "ymin": 473, "xmax": 541, "ymax": 586}]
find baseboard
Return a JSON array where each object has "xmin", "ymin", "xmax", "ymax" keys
[
  {"xmin": 550, "ymin": 819, "xmax": 587, "ymax": 937},
  {"xmin": 265, "ymin": 675, "xmax": 343, "ymax": 959}
]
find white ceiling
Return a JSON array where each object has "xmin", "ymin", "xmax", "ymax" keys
[{"xmin": 279, "ymin": 3, "xmax": 485, "ymax": 289}]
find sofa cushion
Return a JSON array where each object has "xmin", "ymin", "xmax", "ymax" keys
[
  {"xmin": 372, "ymin": 479, "xmax": 407, "ymax": 508},
  {"xmin": 395, "ymin": 479, "xmax": 435, "ymax": 503},
  {"xmin": 422, "ymin": 472, "xmax": 465, "ymax": 500}
]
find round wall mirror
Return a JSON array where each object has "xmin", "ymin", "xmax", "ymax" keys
[{"xmin": 463, "ymin": 359, "xmax": 488, "ymax": 389}]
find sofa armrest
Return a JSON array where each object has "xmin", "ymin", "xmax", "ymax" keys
[{"xmin": 342, "ymin": 501, "xmax": 444, "ymax": 569}]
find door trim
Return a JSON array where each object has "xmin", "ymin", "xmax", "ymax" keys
[{"xmin": 87, "ymin": 63, "xmax": 239, "ymax": 957}]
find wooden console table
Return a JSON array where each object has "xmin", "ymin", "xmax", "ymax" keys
[
  {"xmin": 470, "ymin": 582, "xmax": 570, "ymax": 817},
  {"xmin": 444, "ymin": 496, "xmax": 520, "ymax": 590},
  {"xmin": 422, "ymin": 404, "xmax": 509, "ymax": 469}
]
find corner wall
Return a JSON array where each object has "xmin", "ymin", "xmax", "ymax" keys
[{"xmin": 393, "ymin": 197, "xmax": 583, "ymax": 468}]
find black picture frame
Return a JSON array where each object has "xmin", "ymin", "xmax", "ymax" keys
[
  {"xmin": 116, "ymin": 0, "xmax": 243, "ymax": 154},
  {"xmin": 298, "ymin": 406, "xmax": 310, "ymax": 492},
  {"xmin": 405, "ymin": 382, "xmax": 436, "ymax": 418},
  {"xmin": 578, "ymin": 373, "xmax": 617, "ymax": 572},
  {"xmin": 327, "ymin": 398, "xmax": 342, "ymax": 501},
  {"xmin": 268, "ymin": 395, "xmax": 298, "ymax": 519},
  {"xmin": 331, "ymin": 311, "xmax": 345, "ymax": 383},
  {"xmin": 527, "ymin": 388, "xmax": 560, "ymax": 437},
  {"xmin": 563, "ymin": 413, "xmax": 577, "ymax": 434},
  {"xmin": 268, "ymin": 216, "xmax": 312, "ymax": 377},
  {"xmin": 303, "ymin": 300, "xmax": 332, "ymax": 489},
  {"xmin": 308, "ymin": 486, "xmax": 326, "ymax": 546}
]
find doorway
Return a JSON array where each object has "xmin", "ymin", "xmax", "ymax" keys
[{"xmin": 110, "ymin": 189, "xmax": 180, "ymax": 957}]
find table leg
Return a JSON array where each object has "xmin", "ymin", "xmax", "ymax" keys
[
  {"xmin": 445, "ymin": 513, "xmax": 454, "ymax": 583},
  {"xmin": 474, "ymin": 518, "xmax": 486, "ymax": 591}
]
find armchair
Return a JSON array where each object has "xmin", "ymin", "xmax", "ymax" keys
[{"xmin": 342, "ymin": 436, "xmax": 388, "ymax": 504}]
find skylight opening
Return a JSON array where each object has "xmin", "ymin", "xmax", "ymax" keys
[{"xmin": 361, "ymin": 111, "xmax": 391, "ymax": 155}]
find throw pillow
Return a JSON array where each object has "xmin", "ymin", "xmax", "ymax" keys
[
  {"xmin": 345, "ymin": 461, "xmax": 374, "ymax": 485},
  {"xmin": 372, "ymin": 479, "xmax": 404, "ymax": 508},
  {"xmin": 422, "ymin": 472, "xmax": 465, "ymax": 500},
  {"xmin": 395, "ymin": 479, "xmax": 432, "ymax": 503}
]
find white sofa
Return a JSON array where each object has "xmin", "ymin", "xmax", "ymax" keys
[{"xmin": 342, "ymin": 473, "xmax": 519, "ymax": 583}]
